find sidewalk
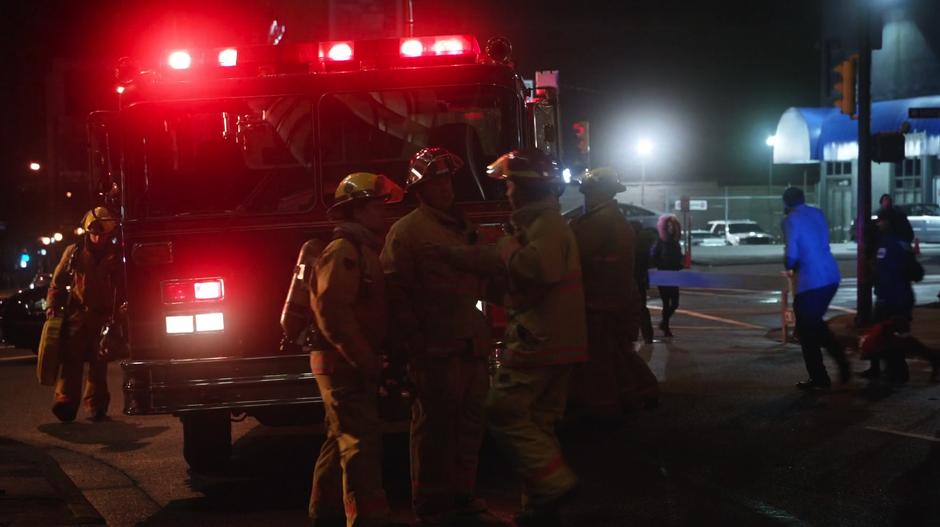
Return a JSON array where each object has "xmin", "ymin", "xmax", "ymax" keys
[
  {"xmin": 0, "ymin": 437, "xmax": 103, "ymax": 526},
  {"xmin": 693, "ymin": 242, "xmax": 940, "ymax": 266}
]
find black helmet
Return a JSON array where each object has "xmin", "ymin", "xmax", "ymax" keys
[
  {"xmin": 407, "ymin": 147, "xmax": 464, "ymax": 190},
  {"xmin": 486, "ymin": 149, "xmax": 561, "ymax": 182}
]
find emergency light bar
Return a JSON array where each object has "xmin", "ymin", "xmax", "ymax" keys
[{"xmin": 153, "ymin": 34, "xmax": 481, "ymax": 78}]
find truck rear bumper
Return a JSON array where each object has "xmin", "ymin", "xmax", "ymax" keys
[{"xmin": 121, "ymin": 354, "xmax": 319, "ymax": 415}]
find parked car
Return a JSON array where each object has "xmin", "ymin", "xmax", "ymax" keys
[
  {"xmin": 706, "ymin": 220, "xmax": 775, "ymax": 245},
  {"xmin": 690, "ymin": 229, "xmax": 731, "ymax": 247},
  {"xmin": 0, "ymin": 273, "xmax": 50, "ymax": 353},
  {"xmin": 850, "ymin": 203, "xmax": 940, "ymax": 242}
]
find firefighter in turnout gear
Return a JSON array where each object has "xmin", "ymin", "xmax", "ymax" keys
[
  {"xmin": 380, "ymin": 148, "xmax": 507, "ymax": 527},
  {"xmin": 444, "ymin": 150, "xmax": 587, "ymax": 526},
  {"xmin": 46, "ymin": 207, "xmax": 121, "ymax": 422},
  {"xmin": 568, "ymin": 168, "xmax": 658, "ymax": 418},
  {"xmin": 307, "ymin": 172, "xmax": 403, "ymax": 527}
]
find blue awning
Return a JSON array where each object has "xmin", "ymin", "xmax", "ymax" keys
[
  {"xmin": 773, "ymin": 107, "xmax": 840, "ymax": 164},
  {"xmin": 817, "ymin": 95, "xmax": 940, "ymax": 160}
]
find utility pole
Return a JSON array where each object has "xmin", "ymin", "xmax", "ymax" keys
[{"xmin": 856, "ymin": 4, "xmax": 873, "ymax": 326}]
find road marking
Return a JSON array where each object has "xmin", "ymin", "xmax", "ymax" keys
[
  {"xmin": 864, "ymin": 426, "xmax": 940, "ymax": 443},
  {"xmin": 0, "ymin": 353, "xmax": 36, "ymax": 362},
  {"xmin": 649, "ymin": 305, "xmax": 766, "ymax": 330}
]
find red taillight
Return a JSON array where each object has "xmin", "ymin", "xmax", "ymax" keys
[
  {"xmin": 162, "ymin": 278, "xmax": 224, "ymax": 304},
  {"xmin": 400, "ymin": 38, "xmax": 424, "ymax": 57},
  {"xmin": 194, "ymin": 279, "xmax": 224, "ymax": 300},
  {"xmin": 218, "ymin": 48, "xmax": 238, "ymax": 67},
  {"xmin": 321, "ymin": 41, "xmax": 354, "ymax": 61},
  {"xmin": 168, "ymin": 50, "xmax": 192, "ymax": 70},
  {"xmin": 163, "ymin": 282, "xmax": 193, "ymax": 304}
]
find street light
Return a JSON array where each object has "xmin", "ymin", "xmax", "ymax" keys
[
  {"xmin": 28, "ymin": 162, "xmax": 41, "ymax": 172},
  {"xmin": 636, "ymin": 139, "xmax": 654, "ymax": 206},
  {"xmin": 766, "ymin": 135, "xmax": 776, "ymax": 194}
]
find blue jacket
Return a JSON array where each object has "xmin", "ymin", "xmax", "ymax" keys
[
  {"xmin": 874, "ymin": 233, "xmax": 915, "ymax": 316},
  {"xmin": 783, "ymin": 204, "xmax": 840, "ymax": 294}
]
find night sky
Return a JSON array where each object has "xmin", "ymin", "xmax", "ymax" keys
[{"xmin": 0, "ymin": 0, "xmax": 821, "ymax": 244}]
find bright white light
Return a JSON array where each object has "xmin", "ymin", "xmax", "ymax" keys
[
  {"xmin": 400, "ymin": 39, "xmax": 424, "ymax": 57},
  {"xmin": 53, "ymin": 232, "xmax": 63, "ymax": 242},
  {"xmin": 65, "ymin": 192, "xmax": 72, "ymax": 198},
  {"xmin": 636, "ymin": 139, "xmax": 654, "ymax": 158},
  {"xmin": 28, "ymin": 162, "xmax": 41, "ymax": 171},
  {"xmin": 39, "ymin": 237, "xmax": 51, "ymax": 246},
  {"xmin": 327, "ymin": 43, "xmax": 353, "ymax": 61},
  {"xmin": 431, "ymin": 38, "xmax": 465, "ymax": 55},
  {"xmin": 218, "ymin": 48, "xmax": 238, "ymax": 67},
  {"xmin": 166, "ymin": 315, "xmax": 195, "ymax": 334},
  {"xmin": 18, "ymin": 260, "xmax": 27, "ymax": 269},
  {"xmin": 195, "ymin": 312, "xmax": 225, "ymax": 332},
  {"xmin": 39, "ymin": 249, "xmax": 47, "ymax": 256},
  {"xmin": 168, "ymin": 50, "xmax": 193, "ymax": 70},
  {"xmin": 766, "ymin": 135, "xmax": 777, "ymax": 147},
  {"xmin": 115, "ymin": 85, "xmax": 125, "ymax": 94},
  {"xmin": 75, "ymin": 227, "xmax": 85, "ymax": 236},
  {"xmin": 562, "ymin": 168, "xmax": 572, "ymax": 184},
  {"xmin": 194, "ymin": 280, "xmax": 223, "ymax": 300}
]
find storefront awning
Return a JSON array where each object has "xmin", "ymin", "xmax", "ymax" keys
[{"xmin": 773, "ymin": 107, "xmax": 838, "ymax": 164}]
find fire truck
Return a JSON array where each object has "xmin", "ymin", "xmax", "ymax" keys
[{"xmin": 87, "ymin": 33, "xmax": 561, "ymax": 471}]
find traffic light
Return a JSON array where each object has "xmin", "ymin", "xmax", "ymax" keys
[
  {"xmin": 833, "ymin": 54, "xmax": 858, "ymax": 117},
  {"xmin": 572, "ymin": 121, "xmax": 590, "ymax": 155}
]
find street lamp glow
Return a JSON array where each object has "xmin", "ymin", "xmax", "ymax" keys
[
  {"xmin": 766, "ymin": 135, "xmax": 777, "ymax": 147},
  {"xmin": 39, "ymin": 236, "xmax": 51, "ymax": 246},
  {"xmin": 636, "ymin": 139, "xmax": 654, "ymax": 157},
  {"xmin": 28, "ymin": 162, "xmax": 41, "ymax": 172},
  {"xmin": 53, "ymin": 232, "xmax": 63, "ymax": 242}
]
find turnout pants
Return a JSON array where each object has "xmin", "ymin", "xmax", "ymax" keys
[
  {"xmin": 54, "ymin": 318, "xmax": 109, "ymax": 416},
  {"xmin": 309, "ymin": 361, "xmax": 389, "ymax": 527},
  {"xmin": 410, "ymin": 355, "xmax": 489, "ymax": 519},
  {"xmin": 487, "ymin": 364, "xmax": 577, "ymax": 508},
  {"xmin": 569, "ymin": 311, "xmax": 626, "ymax": 420},
  {"xmin": 794, "ymin": 283, "xmax": 847, "ymax": 383}
]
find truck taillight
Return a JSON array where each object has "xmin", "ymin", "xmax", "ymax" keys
[
  {"xmin": 168, "ymin": 50, "xmax": 192, "ymax": 70},
  {"xmin": 320, "ymin": 41, "xmax": 354, "ymax": 61},
  {"xmin": 194, "ymin": 279, "xmax": 224, "ymax": 300},
  {"xmin": 165, "ymin": 312, "xmax": 224, "ymax": 334},
  {"xmin": 218, "ymin": 48, "xmax": 238, "ymax": 67},
  {"xmin": 162, "ymin": 278, "xmax": 224, "ymax": 304}
]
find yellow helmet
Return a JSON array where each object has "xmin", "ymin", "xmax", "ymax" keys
[
  {"xmin": 580, "ymin": 166, "xmax": 626, "ymax": 193},
  {"xmin": 486, "ymin": 149, "xmax": 560, "ymax": 182},
  {"xmin": 329, "ymin": 172, "xmax": 404, "ymax": 214},
  {"xmin": 81, "ymin": 207, "xmax": 118, "ymax": 235}
]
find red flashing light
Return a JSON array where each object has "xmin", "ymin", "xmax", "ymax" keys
[
  {"xmin": 218, "ymin": 48, "xmax": 238, "ymax": 67},
  {"xmin": 400, "ymin": 39, "xmax": 424, "ymax": 57},
  {"xmin": 321, "ymin": 41, "xmax": 354, "ymax": 61},
  {"xmin": 431, "ymin": 37, "xmax": 467, "ymax": 55},
  {"xmin": 168, "ymin": 50, "xmax": 193, "ymax": 70},
  {"xmin": 163, "ymin": 282, "xmax": 193, "ymax": 304}
]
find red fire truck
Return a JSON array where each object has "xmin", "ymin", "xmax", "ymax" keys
[{"xmin": 87, "ymin": 34, "xmax": 561, "ymax": 471}]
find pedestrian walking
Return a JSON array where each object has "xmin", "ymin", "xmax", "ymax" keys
[
  {"xmin": 781, "ymin": 187, "xmax": 850, "ymax": 391},
  {"xmin": 652, "ymin": 215, "xmax": 683, "ymax": 337},
  {"xmin": 632, "ymin": 221, "xmax": 655, "ymax": 344},
  {"xmin": 867, "ymin": 209, "xmax": 918, "ymax": 383},
  {"xmin": 568, "ymin": 167, "xmax": 657, "ymax": 419},
  {"xmin": 45, "ymin": 207, "xmax": 121, "ymax": 422},
  {"xmin": 307, "ymin": 172, "xmax": 406, "ymax": 527},
  {"xmin": 380, "ymin": 148, "xmax": 506, "ymax": 527}
]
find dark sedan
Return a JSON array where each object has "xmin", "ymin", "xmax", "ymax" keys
[{"xmin": 0, "ymin": 274, "xmax": 50, "ymax": 353}]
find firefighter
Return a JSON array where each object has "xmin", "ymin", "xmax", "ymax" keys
[
  {"xmin": 307, "ymin": 172, "xmax": 405, "ymax": 527},
  {"xmin": 568, "ymin": 167, "xmax": 656, "ymax": 419},
  {"xmin": 380, "ymin": 147, "xmax": 506, "ymax": 527},
  {"xmin": 46, "ymin": 207, "xmax": 121, "ymax": 422},
  {"xmin": 443, "ymin": 150, "xmax": 587, "ymax": 526}
]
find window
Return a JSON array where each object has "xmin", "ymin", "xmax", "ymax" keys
[
  {"xmin": 318, "ymin": 86, "xmax": 519, "ymax": 205},
  {"xmin": 124, "ymin": 97, "xmax": 315, "ymax": 219},
  {"xmin": 893, "ymin": 158, "xmax": 922, "ymax": 205}
]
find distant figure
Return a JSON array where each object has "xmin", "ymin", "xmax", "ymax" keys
[
  {"xmin": 652, "ymin": 215, "xmax": 683, "ymax": 338},
  {"xmin": 782, "ymin": 187, "xmax": 850, "ymax": 391},
  {"xmin": 632, "ymin": 221, "xmax": 655, "ymax": 344}
]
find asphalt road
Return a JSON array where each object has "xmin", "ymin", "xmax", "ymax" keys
[{"xmin": 3, "ymin": 266, "xmax": 940, "ymax": 526}]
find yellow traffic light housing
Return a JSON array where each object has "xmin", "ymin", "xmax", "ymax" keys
[{"xmin": 833, "ymin": 54, "xmax": 858, "ymax": 118}]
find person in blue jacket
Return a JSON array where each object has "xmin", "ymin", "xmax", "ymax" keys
[
  {"xmin": 782, "ymin": 187, "xmax": 850, "ymax": 390},
  {"xmin": 870, "ymin": 210, "xmax": 916, "ymax": 383}
]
